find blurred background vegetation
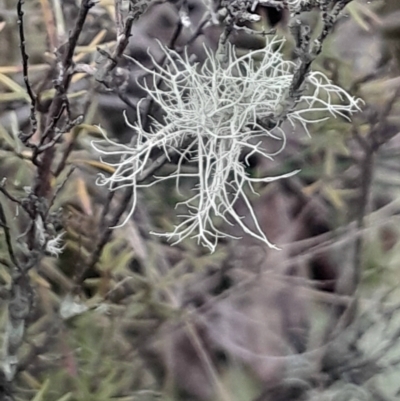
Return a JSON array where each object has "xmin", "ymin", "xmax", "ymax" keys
[{"xmin": 2, "ymin": 0, "xmax": 400, "ymax": 400}]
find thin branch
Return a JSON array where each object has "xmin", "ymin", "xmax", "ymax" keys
[
  {"xmin": 95, "ymin": 3, "xmax": 134, "ymax": 84},
  {"xmin": 33, "ymin": 0, "xmax": 95, "ymax": 199},
  {"xmin": 17, "ymin": 0, "xmax": 37, "ymax": 140}
]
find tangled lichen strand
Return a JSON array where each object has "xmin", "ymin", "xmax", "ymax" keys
[{"xmin": 93, "ymin": 38, "xmax": 362, "ymax": 252}]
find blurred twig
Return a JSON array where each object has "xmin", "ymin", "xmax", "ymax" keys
[{"xmin": 352, "ymin": 87, "xmax": 400, "ymax": 288}]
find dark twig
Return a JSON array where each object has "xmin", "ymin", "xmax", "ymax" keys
[
  {"xmin": 33, "ymin": 0, "xmax": 95, "ymax": 199},
  {"xmin": 0, "ymin": 182, "xmax": 24, "ymax": 208},
  {"xmin": 289, "ymin": 0, "xmax": 353, "ymax": 99},
  {"xmin": 95, "ymin": 3, "xmax": 135, "ymax": 84},
  {"xmin": 17, "ymin": 0, "xmax": 37, "ymax": 140}
]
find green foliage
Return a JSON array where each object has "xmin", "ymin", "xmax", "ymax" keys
[{"xmin": 2, "ymin": 1, "xmax": 400, "ymax": 401}]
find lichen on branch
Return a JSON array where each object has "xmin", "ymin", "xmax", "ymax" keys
[{"xmin": 93, "ymin": 37, "xmax": 362, "ymax": 252}]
